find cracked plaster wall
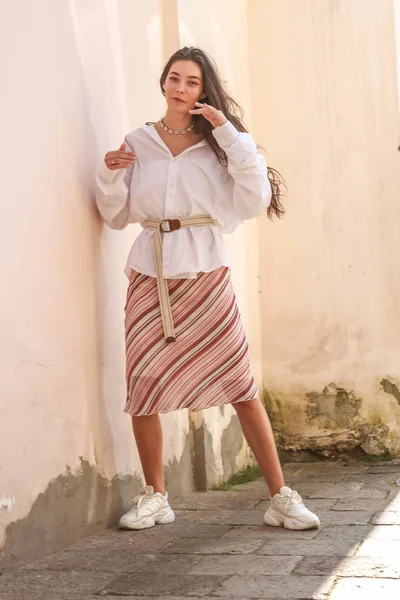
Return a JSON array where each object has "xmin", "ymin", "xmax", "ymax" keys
[{"xmin": 251, "ymin": 0, "xmax": 400, "ymax": 455}]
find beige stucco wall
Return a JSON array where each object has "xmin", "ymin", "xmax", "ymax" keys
[
  {"xmin": 249, "ymin": 0, "xmax": 400, "ymax": 456},
  {"xmin": 0, "ymin": 0, "xmax": 256, "ymax": 566},
  {"xmin": 0, "ymin": 0, "xmax": 146, "ymax": 561}
]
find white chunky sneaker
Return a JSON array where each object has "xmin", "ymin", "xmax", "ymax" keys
[
  {"xmin": 119, "ymin": 485, "xmax": 175, "ymax": 530},
  {"xmin": 264, "ymin": 486, "xmax": 320, "ymax": 530}
]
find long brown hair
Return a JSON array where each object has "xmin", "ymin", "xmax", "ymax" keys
[{"xmin": 160, "ymin": 47, "xmax": 285, "ymax": 219}]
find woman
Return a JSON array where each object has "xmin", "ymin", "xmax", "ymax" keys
[{"xmin": 95, "ymin": 47, "xmax": 319, "ymax": 531}]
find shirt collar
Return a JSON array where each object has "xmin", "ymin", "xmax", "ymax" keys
[{"xmin": 144, "ymin": 124, "xmax": 207, "ymax": 158}]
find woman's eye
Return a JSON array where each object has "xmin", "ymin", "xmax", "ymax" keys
[{"xmin": 169, "ymin": 76, "xmax": 178, "ymax": 81}]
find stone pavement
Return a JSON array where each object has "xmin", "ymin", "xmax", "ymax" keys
[{"xmin": 1, "ymin": 459, "xmax": 400, "ymax": 600}]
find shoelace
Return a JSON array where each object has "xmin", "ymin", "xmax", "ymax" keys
[
  {"xmin": 133, "ymin": 489, "xmax": 156, "ymax": 515},
  {"xmin": 284, "ymin": 490, "xmax": 304, "ymax": 512}
]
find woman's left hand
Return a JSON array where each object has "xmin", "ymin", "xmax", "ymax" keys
[{"xmin": 189, "ymin": 102, "xmax": 227, "ymax": 128}]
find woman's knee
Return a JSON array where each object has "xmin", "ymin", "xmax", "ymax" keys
[
  {"xmin": 131, "ymin": 413, "xmax": 160, "ymax": 425},
  {"xmin": 232, "ymin": 397, "xmax": 259, "ymax": 414}
]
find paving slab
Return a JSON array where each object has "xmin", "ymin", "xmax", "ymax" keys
[
  {"xmin": 329, "ymin": 577, "xmax": 400, "ymax": 599},
  {"xmin": 387, "ymin": 486, "xmax": 400, "ymax": 499},
  {"xmin": 171, "ymin": 491, "xmax": 260, "ymax": 510},
  {"xmin": 214, "ymin": 574, "xmax": 336, "ymax": 599},
  {"xmin": 365, "ymin": 524, "xmax": 400, "ymax": 540},
  {"xmin": 367, "ymin": 465, "xmax": 400, "ymax": 474},
  {"xmin": 0, "ymin": 597, "xmax": 254, "ymax": 600},
  {"xmin": 165, "ymin": 523, "xmax": 232, "ymax": 538},
  {"xmin": 192, "ymin": 508, "xmax": 267, "ymax": 526},
  {"xmin": 257, "ymin": 525, "xmax": 373, "ymax": 557},
  {"xmin": 256, "ymin": 538, "xmax": 358, "ymax": 558},
  {"xmin": 371, "ymin": 510, "xmax": 400, "ymax": 525},
  {"xmin": 159, "ymin": 535, "xmax": 264, "ymax": 555},
  {"xmin": 314, "ymin": 510, "xmax": 374, "ymax": 526},
  {"xmin": 99, "ymin": 597, "xmax": 256, "ymax": 600},
  {"xmin": 387, "ymin": 495, "xmax": 400, "ymax": 508},
  {"xmin": 347, "ymin": 473, "xmax": 398, "ymax": 490},
  {"xmin": 309, "ymin": 487, "xmax": 387, "ymax": 500},
  {"xmin": 98, "ymin": 573, "xmax": 226, "ymax": 596},
  {"xmin": 315, "ymin": 525, "xmax": 373, "ymax": 544},
  {"xmin": 293, "ymin": 482, "xmax": 363, "ymax": 498},
  {"xmin": 355, "ymin": 539, "xmax": 400, "ymax": 559},
  {"xmin": 50, "ymin": 526, "xmax": 175, "ymax": 554},
  {"xmin": 0, "ymin": 570, "xmax": 112, "ymax": 599},
  {"xmin": 284, "ymin": 463, "xmax": 371, "ymax": 485},
  {"xmin": 2, "ymin": 459, "xmax": 400, "ymax": 599},
  {"xmin": 221, "ymin": 524, "xmax": 320, "ymax": 541},
  {"xmin": 23, "ymin": 552, "xmax": 202, "ymax": 574},
  {"xmin": 189, "ymin": 554, "xmax": 302, "ymax": 575},
  {"xmin": 332, "ymin": 499, "xmax": 391, "ymax": 512},
  {"xmin": 291, "ymin": 474, "xmax": 364, "ymax": 484},
  {"xmin": 295, "ymin": 555, "xmax": 400, "ymax": 578},
  {"xmin": 230, "ymin": 479, "xmax": 273, "ymax": 494},
  {"xmin": 291, "ymin": 462, "xmax": 370, "ymax": 476}
]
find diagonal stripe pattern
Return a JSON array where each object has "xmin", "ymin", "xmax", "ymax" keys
[{"xmin": 124, "ymin": 267, "xmax": 259, "ymax": 415}]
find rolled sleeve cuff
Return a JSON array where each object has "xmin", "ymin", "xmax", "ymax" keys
[
  {"xmin": 212, "ymin": 120, "xmax": 239, "ymax": 149},
  {"xmin": 97, "ymin": 161, "xmax": 125, "ymax": 182}
]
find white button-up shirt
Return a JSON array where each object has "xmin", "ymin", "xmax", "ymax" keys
[{"xmin": 95, "ymin": 120, "xmax": 271, "ymax": 278}]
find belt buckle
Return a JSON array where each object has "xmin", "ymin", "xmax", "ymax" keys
[{"xmin": 160, "ymin": 219, "xmax": 181, "ymax": 233}]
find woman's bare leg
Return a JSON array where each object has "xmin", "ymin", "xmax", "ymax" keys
[
  {"xmin": 233, "ymin": 397, "xmax": 284, "ymax": 497},
  {"xmin": 131, "ymin": 414, "xmax": 165, "ymax": 494}
]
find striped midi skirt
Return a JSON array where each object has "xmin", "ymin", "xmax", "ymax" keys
[{"xmin": 124, "ymin": 266, "xmax": 258, "ymax": 416}]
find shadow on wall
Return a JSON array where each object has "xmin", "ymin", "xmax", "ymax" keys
[
  {"xmin": 0, "ymin": 460, "xmax": 142, "ymax": 573},
  {"xmin": 185, "ymin": 409, "xmax": 247, "ymax": 494},
  {"xmin": 0, "ymin": 414, "xmax": 246, "ymax": 570}
]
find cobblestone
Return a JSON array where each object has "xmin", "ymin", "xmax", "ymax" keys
[{"xmin": 1, "ymin": 459, "xmax": 399, "ymax": 599}]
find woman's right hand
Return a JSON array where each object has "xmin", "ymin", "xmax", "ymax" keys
[{"xmin": 104, "ymin": 142, "xmax": 136, "ymax": 170}]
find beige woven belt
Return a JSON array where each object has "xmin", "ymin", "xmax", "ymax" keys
[{"xmin": 142, "ymin": 216, "xmax": 217, "ymax": 343}]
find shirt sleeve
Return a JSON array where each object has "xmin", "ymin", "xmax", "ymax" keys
[
  {"xmin": 94, "ymin": 144, "xmax": 135, "ymax": 230},
  {"xmin": 212, "ymin": 120, "xmax": 272, "ymax": 221}
]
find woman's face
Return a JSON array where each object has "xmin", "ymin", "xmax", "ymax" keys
[{"xmin": 163, "ymin": 60, "xmax": 205, "ymax": 114}]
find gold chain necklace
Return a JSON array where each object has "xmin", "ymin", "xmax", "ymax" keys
[{"xmin": 159, "ymin": 119, "xmax": 194, "ymax": 135}]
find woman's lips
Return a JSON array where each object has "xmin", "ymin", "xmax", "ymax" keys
[{"xmin": 172, "ymin": 97, "xmax": 185, "ymax": 103}]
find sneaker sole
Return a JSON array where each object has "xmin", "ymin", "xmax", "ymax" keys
[
  {"xmin": 264, "ymin": 510, "xmax": 320, "ymax": 530},
  {"xmin": 119, "ymin": 507, "xmax": 175, "ymax": 530},
  {"xmin": 283, "ymin": 517, "xmax": 320, "ymax": 530}
]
